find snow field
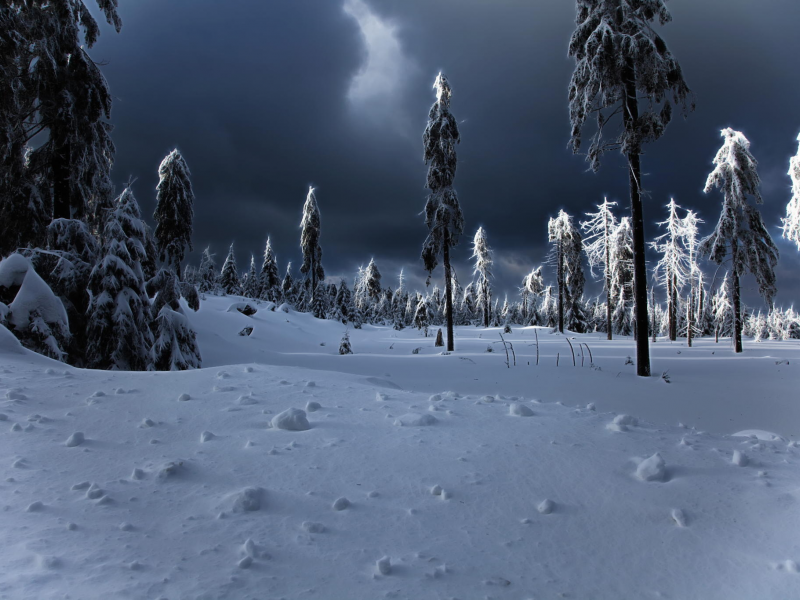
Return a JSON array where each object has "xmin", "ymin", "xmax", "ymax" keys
[{"xmin": 0, "ymin": 295, "xmax": 799, "ymax": 598}]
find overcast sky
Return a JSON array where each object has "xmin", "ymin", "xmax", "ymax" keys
[{"xmin": 88, "ymin": 0, "xmax": 800, "ymax": 307}]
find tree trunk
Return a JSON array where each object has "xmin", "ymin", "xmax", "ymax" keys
[
  {"xmin": 483, "ymin": 280, "xmax": 490, "ymax": 328},
  {"xmin": 443, "ymin": 231, "xmax": 454, "ymax": 352},
  {"xmin": 650, "ymin": 286, "xmax": 656, "ymax": 342},
  {"xmin": 623, "ymin": 73, "xmax": 651, "ymax": 376},
  {"xmin": 732, "ymin": 271, "xmax": 743, "ymax": 353},
  {"xmin": 557, "ymin": 240, "xmax": 564, "ymax": 334},
  {"xmin": 668, "ymin": 274, "xmax": 677, "ymax": 341},
  {"xmin": 605, "ymin": 214, "xmax": 612, "ymax": 341},
  {"xmin": 687, "ymin": 292, "xmax": 693, "ymax": 347}
]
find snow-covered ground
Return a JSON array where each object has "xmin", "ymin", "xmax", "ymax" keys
[{"xmin": 1, "ymin": 295, "xmax": 799, "ymax": 599}]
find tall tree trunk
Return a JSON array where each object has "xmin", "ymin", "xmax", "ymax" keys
[
  {"xmin": 732, "ymin": 272, "xmax": 743, "ymax": 353},
  {"xmin": 557, "ymin": 240, "xmax": 564, "ymax": 334},
  {"xmin": 650, "ymin": 286, "xmax": 656, "ymax": 342},
  {"xmin": 605, "ymin": 214, "xmax": 612, "ymax": 340},
  {"xmin": 668, "ymin": 274, "xmax": 677, "ymax": 341},
  {"xmin": 623, "ymin": 68, "xmax": 651, "ymax": 376},
  {"xmin": 687, "ymin": 292, "xmax": 693, "ymax": 347},
  {"xmin": 483, "ymin": 280, "xmax": 489, "ymax": 328},
  {"xmin": 443, "ymin": 231, "xmax": 454, "ymax": 352}
]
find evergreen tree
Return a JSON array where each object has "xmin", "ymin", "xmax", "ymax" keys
[
  {"xmin": 332, "ymin": 278, "xmax": 353, "ymax": 324},
  {"xmin": 681, "ymin": 208, "xmax": 703, "ymax": 346},
  {"xmin": 363, "ymin": 258, "xmax": 382, "ymax": 304},
  {"xmin": 147, "ymin": 267, "xmax": 201, "ymax": 371},
  {"xmin": 258, "ymin": 236, "xmax": 280, "ymax": 302},
  {"xmin": 548, "ymin": 210, "xmax": 586, "ymax": 333},
  {"xmin": 198, "ymin": 247, "xmax": 217, "ymax": 294},
  {"xmin": 311, "ymin": 281, "xmax": 329, "ymax": 319},
  {"xmin": 711, "ymin": 273, "xmax": 734, "ymax": 342},
  {"xmin": 422, "ymin": 73, "xmax": 464, "ymax": 352},
  {"xmin": 413, "ymin": 294, "xmax": 430, "ymax": 336},
  {"xmin": 300, "ymin": 186, "xmax": 324, "ymax": 292},
  {"xmin": 85, "ymin": 199, "xmax": 153, "ymax": 371},
  {"xmin": 243, "ymin": 255, "xmax": 259, "ymax": 299},
  {"xmin": 471, "ymin": 227, "xmax": 493, "ymax": 328},
  {"xmin": 609, "ymin": 217, "xmax": 634, "ymax": 335},
  {"xmin": 219, "ymin": 243, "xmax": 241, "ymax": 295},
  {"xmin": 700, "ymin": 128, "xmax": 778, "ymax": 353},
  {"xmin": 568, "ymin": 0, "xmax": 693, "ymax": 375},
  {"xmin": 281, "ymin": 262, "xmax": 295, "ymax": 306},
  {"xmin": 339, "ymin": 330, "xmax": 353, "ymax": 355},
  {"xmin": 781, "ymin": 133, "xmax": 800, "ymax": 250},
  {"xmin": 580, "ymin": 198, "xmax": 618, "ymax": 339},
  {"xmin": 521, "ymin": 266, "xmax": 544, "ymax": 326},
  {"xmin": 154, "ymin": 149, "xmax": 194, "ymax": 277},
  {"xmin": 651, "ymin": 199, "xmax": 689, "ymax": 341}
]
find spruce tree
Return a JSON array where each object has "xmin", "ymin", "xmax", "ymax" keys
[
  {"xmin": 311, "ymin": 281, "xmax": 329, "ymax": 319},
  {"xmin": 148, "ymin": 268, "xmax": 201, "ymax": 371},
  {"xmin": 651, "ymin": 199, "xmax": 689, "ymax": 341},
  {"xmin": 609, "ymin": 217, "xmax": 634, "ymax": 335},
  {"xmin": 363, "ymin": 258, "xmax": 382, "ymax": 304},
  {"xmin": 781, "ymin": 133, "xmax": 800, "ymax": 250},
  {"xmin": 219, "ymin": 243, "xmax": 241, "ymax": 296},
  {"xmin": 413, "ymin": 294, "xmax": 430, "ymax": 336},
  {"xmin": 258, "ymin": 237, "xmax": 280, "ymax": 302},
  {"xmin": 154, "ymin": 149, "xmax": 194, "ymax": 278},
  {"xmin": 281, "ymin": 262, "xmax": 295, "ymax": 307},
  {"xmin": 580, "ymin": 199, "xmax": 618, "ymax": 339},
  {"xmin": 521, "ymin": 266, "xmax": 544, "ymax": 326},
  {"xmin": 422, "ymin": 73, "xmax": 463, "ymax": 352},
  {"xmin": 568, "ymin": 0, "xmax": 693, "ymax": 375},
  {"xmin": 548, "ymin": 210, "xmax": 586, "ymax": 333},
  {"xmin": 243, "ymin": 255, "xmax": 259, "ymax": 299},
  {"xmin": 85, "ymin": 195, "xmax": 153, "ymax": 371},
  {"xmin": 701, "ymin": 128, "xmax": 778, "ymax": 353},
  {"xmin": 198, "ymin": 247, "xmax": 217, "ymax": 294},
  {"xmin": 471, "ymin": 227, "xmax": 493, "ymax": 328},
  {"xmin": 300, "ymin": 186, "xmax": 324, "ymax": 293}
]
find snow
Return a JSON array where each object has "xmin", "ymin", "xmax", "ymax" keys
[
  {"xmin": 0, "ymin": 294, "xmax": 799, "ymax": 599},
  {"xmin": 271, "ymin": 407, "xmax": 311, "ymax": 431}
]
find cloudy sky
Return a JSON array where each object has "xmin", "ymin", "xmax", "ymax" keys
[{"xmin": 88, "ymin": 0, "xmax": 800, "ymax": 306}]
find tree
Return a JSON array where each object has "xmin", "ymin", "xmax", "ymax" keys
[
  {"xmin": 363, "ymin": 258, "xmax": 382, "ymax": 304},
  {"xmin": 681, "ymin": 208, "xmax": 702, "ymax": 346},
  {"xmin": 548, "ymin": 210, "xmax": 586, "ymax": 333},
  {"xmin": 580, "ymin": 198, "xmax": 618, "ymax": 339},
  {"xmin": 311, "ymin": 281, "xmax": 328, "ymax": 319},
  {"xmin": 781, "ymin": 133, "xmax": 800, "ymax": 250},
  {"xmin": 568, "ymin": 0, "xmax": 693, "ymax": 375},
  {"xmin": 147, "ymin": 267, "xmax": 201, "ymax": 371},
  {"xmin": 243, "ymin": 254, "xmax": 259, "ymax": 299},
  {"xmin": 700, "ymin": 128, "xmax": 778, "ymax": 353},
  {"xmin": 471, "ymin": 227, "xmax": 493, "ymax": 328},
  {"xmin": 300, "ymin": 186, "xmax": 324, "ymax": 292},
  {"xmin": 154, "ymin": 149, "xmax": 194, "ymax": 278},
  {"xmin": 85, "ymin": 195, "xmax": 153, "ymax": 371},
  {"xmin": 413, "ymin": 293, "xmax": 430, "ymax": 336},
  {"xmin": 422, "ymin": 73, "xmax": 464, "ymax": 352},
  {"xmin": 651, "ymin": 199, "xmax": 688, "ymax": 341},
  {"xmin": 520, "ymin": 266, "xmax": 544, "ymax": 326},
  {"xmin": 609, "ymin": 217, "xmax": 634, "ymax": 335},
  {"xmin": 219, "ymin": 243, "xmax": 241, "ymax": 295},
  {"xmin": 198, "ymin": 247, "xmax": 217, "ymax": 293},
  {"xmin": 258, "ymin": 237, "xmax": 280, "ymax": 302},
  {"xmin": 281, "ymin": 262, "xmax": 295, "ymax": 306}
]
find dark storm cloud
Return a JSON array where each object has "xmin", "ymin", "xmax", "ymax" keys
[{"xmin": 89, "ymin": 0, "xmax": 800, "ymax": 306}]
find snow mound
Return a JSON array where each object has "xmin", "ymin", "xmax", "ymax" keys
[
  {"xmin": 731, "ymin": 430, "xmax": 784, "ymax": 442},
  {"xmin": 0, "ymin": 253, "xmax": 30, "ymax": 288},
  {"xmin": 636, "ymin": 453, "xmax": 667, "ymax": 482},
  {"xmin": 394, "ymin": 413, "xmax": 438, "ymax": 427},
  {"xmin": 305, "ymin": 401, "xmax": 321, "ymax": 412},
  {"xmin": 671, "ymin": 508, "xmax": 687, "ymax": 527},
  {"xmin": 538, "ymin": 499, "xmax": 555, "ymax": 514},
  {"xmin": 376, "ymin": 556, "xmax": 391, "ymax": 575},
  {"xmin": 732, "ymin": 450, "xmax": 748, "ymax": 467},
  {"xmin": 607, "ymin": 414, "xmax": 638, "ymax": 432},
  {"xmin": 0, "ymin": 323, "xmax": 25, "ymax": 355},
  {"xmin": 230, "ymin": 487, "xmax": 264, "ymax": 513},
  {"xmin": 302, "ymin": 521, "xmax": 326, "ymax": 533},
  {"xmin": 271, "ymin": 408, "xmax": 311, "ymax": 431},
  {"xmin": 65, "ymin": 432, "xmax": 85, "ymax": 447},
  {"xmin": 509, "ymin": 403, "xmax": 534, "ymax": 417},
  {"xmin": 332, "ymin": 496, "xmax": 350, "ymax": 511}
]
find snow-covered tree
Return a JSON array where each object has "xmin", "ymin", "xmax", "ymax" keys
[
  {"xmin": 363, "ymin": 258, "xmax": 382, "ymax": 305},
  {"xmin": 198, "ymin": 247, "xmax": 217, "ymax": 294},
  {"xmin": 580, "ymin": 198, "xmax": 617, "ymax": 339},
  {"xmin": 242, "ymin": 255, "xmax": 259, "ymax": 299},
  {"xmin": 339, "ymin": 331, "xmax": 353, "ymax": 355},
  {"xmin": 147, "ymin": 268, "xmax": 201, "ymax": 371},
  {"xmin": 310, "ymin": 281, "xmax": 329, "ymax": 319},
  {"xmin": 85, "ymin": 198, "xmax": 153, "ymax": 371},
  {"xmin": 413, "ymin": 293, "xmax": 430, "ymax": 336},
  {"xmin": 471, "ymin": 227, "xmax": 493, "ymax": 328},
  {"xmin": 332, "ymin": 279, "xmax": 353, "ymax": 324},
  {"xmin": 651, "ymin": 199, "xmax": 689, "ymax": 341},
  {"xmin": 281, "ymin": 262, "xmax": 295, "ymax": 307},
  {"xmin": 300, "ymin": 186, "xmax": 324, "ymax": 293},
  {"xmin": 568, "ymin": 0, "xmax": 693, "ymax": 375},
  {"xmin": 219, "ymin": 243, "xmax": 241, "ymax": 296},
  {"xmin": 258, "ymin": 237, "xmax": 280, "ymax": 302},
  {"xmin": 520, "ymin": 266, "xmax": 544, "ymax": 326},
  {"xmin": 609, "ymin": 217, "xmax": 634, "ymax": 335},
  {"xmin": 711, "ymin": 273, "xmax": 734, "ymax": 342},
  {"xmin": 781, "ymin": 133, "xmax": 800, "ymax": 250},
  {"xmin": 154, "ymin": 149, "xmax": 194, "ymax": 277},
  {"xmin": 548, "ymin": 210, "xmax": 586, "ymax": 333},
  {"xmin": 681, "ymin": 208, "xmax": 703, "ymax": 346},
  {"xmin": 701, "ymin": 128, "xmax": 778, "ymax": 353},
  {"xmin": 422, "ymin": 73, "xmax": 464, "ymax": 352}
]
